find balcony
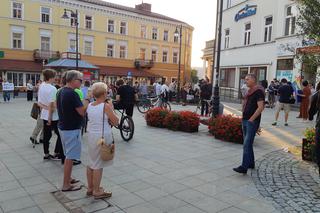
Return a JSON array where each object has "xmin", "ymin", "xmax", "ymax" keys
[
  {"xmin": 134, "ymin": 59, "xmax": 154, "ymax": 69},
  {"xmin": 33, "ymin": 49, "xmax": 60, "ymax": 62}
]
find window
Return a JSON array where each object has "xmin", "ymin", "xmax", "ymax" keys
[
  {"xmin": 26, "ymin": 74, "xmax": 41, "ymax": 86},
  {"xmin": 40, "ymin": 36, "xmax": 50, "ymax": 51},
  {"xmin": 84, "ymin": 41, "xmax": 92, "ymax": 55},
  {"xmin": 7, "ymin": 72, "xmax": 24, "ymax": 87},
  {"xmin": 108, "ymin": 20, "xmax": 114, "ymax": 33},
  {"xmin": 140, "ymin": 48, "xmax": 146, "ymax": 60},
  {"xmin": 71, "ymin": 12, "xmax": 78, "ymax": 27},
  {"xmin": 120, "ymin": 22, "xmax": 127, "ymax": 35},
  {"xmin": 264, "ymin": 17, "xmax": 273, "ymax": 42},
  {"xmin": 12, "ymin": 2, "xmax": 22, "ymax": 19},
  {"xmin": 119, "ymin": 45, "xmax": 127, "ymax": 58},
  {"xmin": 226, "ymin": 0, "xmax": 232, "ymax": 8},
  {"xmin": 285, "ymin": 6, "xmax": 296, "ymax": 36},
  {"xmin": 140, "ymin": 25, "xmax": 146, "ymax": 38},
  {"xmin": 69, "ymin": 39, "xmax": 76, "ymax": 52},
  {"xmin": 41, "ymin": 7, "xmax": 50, "ymax": 23},
  {"xmin": 163, "ymin": 30, "xmax": 169, "ymax": 41},
  {"xmin": 107, "ymin": 44, "xmax": 114, "ymax": 57},
  {"xmin": 220, "ymin": 68, "xmax": 235, "ymax": 88},
  {"xmin": 152, "ymin": 27, "xmax": 158, "ymax": 40},
  {"xmin": 12, "ymin": 33, "xmax": 22, "ymax": 49},
  {"xmin": 85, "ymin": 15, "xmax": 92, "ymax": 29},
  {"xmin": 151, "ymin": 50, "xmax": 157, "ymax": 62},
  {"xmin": 174, "ymin": 34, "xmax": 179, "ymax": 43},
  {"xmin": 173, "ymin": 52, "xmax": 178, "ymax": 64},
  {"xmin": 244, "ymin": 23, "xmax": 251, "ymax": 46},
  {"xmin": 224, "ymin": 29, "xmax": 230, "ymax": 49},
  {"xmin": 162, "ymin": 51, "xmax": 168, "ymax": 63}
]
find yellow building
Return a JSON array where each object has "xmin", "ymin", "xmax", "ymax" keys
[{"xmin": 0, "ymin": 0, "xmax": 193, "ymax": 88}]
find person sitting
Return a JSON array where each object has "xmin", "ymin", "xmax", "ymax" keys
[{"xmin": 113, "ymin": 79, "xmax": 137, "ymax": 117}]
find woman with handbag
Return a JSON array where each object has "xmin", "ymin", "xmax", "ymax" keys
[{"xmin": 86, "ymin": 82, "xmax": 119, "ymax": 199}]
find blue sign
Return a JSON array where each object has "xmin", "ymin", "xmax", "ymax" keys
[
  {"xmin": 127, "ymin": 71, "xmax": 132, "ymax": 77},
  {"xmin": 235, "ymin": 5, "xmax": 257, "ymax": 22}
]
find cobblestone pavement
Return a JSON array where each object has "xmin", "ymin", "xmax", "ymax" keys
[
  {"xmin": 0, "ymin": 99, "xmax": 317, "ymax": 213},
  {"xmin": 252, "ymin": 150, "xmax": 320, "ymax": 213}
]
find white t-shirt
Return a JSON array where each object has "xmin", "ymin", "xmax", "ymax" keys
[
  {"xmin": 38, "ymin": 82, "xmax": 59, "ymax": 121},
  {"xmin": 161, "ymin": 84, "xmax": 169, "ymax": 95},
  {"xmin": 27, "ymin": 83, "xmax": 33, "ymax": 91},
  {"xmin": 156, "ymin": 83, "xmax": 162, "ymax": 96}
]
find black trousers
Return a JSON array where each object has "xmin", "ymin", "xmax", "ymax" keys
[
  {"xmin": 201, "ymin": 99, "xmax": 209, "ymax": 116},
  {"xmin": 114, "ymin": 103, "xmax": 134, "ymax": 117},
  {"xmin": 27, "ymin": 90, "xmax": 33, "ymax": 101},
  {"xmin": 316, "ymin": 126, "xmax": 320, "ymax": 167},
  {"xmin": 43, "ymin": 120, "xmax": 64, "ymax": 158}
]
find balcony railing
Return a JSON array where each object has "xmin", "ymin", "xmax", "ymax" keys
[
  {"xmin": 33, "ymin": 49, "xmax": 60, "ymax": 62},
  {"xmin": 134, "ymin": 59, "xmax": 154, "ymax": 69}
]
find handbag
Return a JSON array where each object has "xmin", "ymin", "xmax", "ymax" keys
[
  {"xmin": 30, "ymin": 103, "xmax": 40, "ymax": 120},
  {"xmin": 98, "ymin": 103, "xmax": 115, "ymax": 161},
  {"xmin": 289, "ymin": 96, "xmax": 296, "ymax": 104}
]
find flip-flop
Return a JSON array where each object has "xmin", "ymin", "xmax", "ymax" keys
[
  {"xmin": 70, "ymin": 179, "xmax": 80, "ymax": 184},
  {"xmin": 93, "ymin": 191, "xmax": 112, "ymax": 199},
  {"xmin": 61, "ymin": 185, "xmax": 82, "ymax": 192}
]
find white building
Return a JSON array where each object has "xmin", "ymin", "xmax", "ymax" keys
[{"xmin": 210, "ymin": 0, "xmax": 310, "ymax": 97}]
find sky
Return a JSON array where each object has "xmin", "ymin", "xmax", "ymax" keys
[{"xmin": 102, "ymin": 0, "xmax": 217, "ymax": 68}]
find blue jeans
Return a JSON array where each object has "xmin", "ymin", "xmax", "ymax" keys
[
  {"xmin": 3, "ymin": 91, "xmax": 10, "ymax": 102},
  {"xmin": 241, "ymin": 119, "xmax": 259, "ymax": 169}
]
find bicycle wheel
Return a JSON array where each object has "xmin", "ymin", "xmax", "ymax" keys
[
  {"xmin": 161, "ymin": 102, "xmax": 171, "ymax": 111},
  {"xmin": 137, "ymin": 100, "xmax": 151, "ymax": 113},
  {"xmin": 120, "ymin": 116, "xmax": 135, "ymax": 142}
]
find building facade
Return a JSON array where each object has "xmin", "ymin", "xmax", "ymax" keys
[
  {"xmin": 201, "ymin": 39, "xmax": 214, "ymax": 82},
  {"xmin": 0, "ymin": 0, "xmax": 193, "ymax": 89},
  {"xmin": 212, "ymin": 0, "xmax": 311, "ymax": 98}
]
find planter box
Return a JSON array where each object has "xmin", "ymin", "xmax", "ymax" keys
[{"xmin": 302, "ymin": 138, "xmax": 314, "ymax": 161}]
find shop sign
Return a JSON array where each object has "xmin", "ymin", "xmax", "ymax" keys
[
  {"xmin": 0, "ymin": 51, "xmax": 4, "ymax": 58},
  {"xmin": 127, "ymin": 71, "xmax": 132, "ymax": 78},
  {"xmin": 235, "ymin": 5, "xmax": 257, "ymax": 22},
  {"xmin": 276, "ymin": 70, "xmax": 293, "ymax": 82}
]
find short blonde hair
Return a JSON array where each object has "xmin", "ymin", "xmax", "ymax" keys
[{"xmin": 92, "ymin": 82, "xmax": 108, "ymax": 98}]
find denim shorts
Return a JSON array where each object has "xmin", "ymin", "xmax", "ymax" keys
[{"xmin": 58, "ymin": 129, "xmax": 81, "ymax": 160}]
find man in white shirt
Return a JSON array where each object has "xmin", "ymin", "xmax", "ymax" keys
[
  {"xmin": 156, "ymin": 81, "xmax": 162, "ymax": 97},
  {"xmin": 169, "ymin": 80, "xmax": 176, "ymax": 102},
  {"xmin": 38, "ymin": 69, "xmax": 63, "ymax": 161},
  {"xmin": 27, "ymin": 79, "xmax": 34, "ymax": 101},
  {"xmin": 159, "ymin": 81, "xmax": 169, "ymax": 107}
]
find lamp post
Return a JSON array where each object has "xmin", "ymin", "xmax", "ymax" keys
[
  {"xmin": 174, "ymin": 24, "xmax": 182, "ymax": 103},
  {"xmin": 212, "ymin": 0, "xmax": 223, "ymax": 117},
  {"xmin": 62, "ymin": 9, "xmax": 79, "ymax": 70}
]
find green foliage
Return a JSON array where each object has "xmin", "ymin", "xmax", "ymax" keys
[
  {"xmin": 191, "ymin": 69, "xmax": 199, "ymax": 84},
  {"xmin": 297, "ymin": 0, "xmax": 320, "ymax": 76}
]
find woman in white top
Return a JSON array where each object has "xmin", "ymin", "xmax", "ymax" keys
[
  {"xmin": 27, "ymin": 79, "xmax": 34, "ymax": 101},
  {"xmin": 86, "ymin": 82, "xmax": 119, "ymax": 199}
]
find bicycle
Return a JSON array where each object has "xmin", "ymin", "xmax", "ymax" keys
[
  {"xmin": 113, "ymin": 108, "xmax": 134, "ymax": 142},
  {"xmin": 195, "ymin": 99, "xmax": 213, "ymax": 116},
  {"xmin": 136, "ymin": 96, "xmax": 171, "ymax": 113}
]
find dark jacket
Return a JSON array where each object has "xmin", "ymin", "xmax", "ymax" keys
[{"xmin": 309, "ymin": 91, "xmax": 320, "ymax": 128}]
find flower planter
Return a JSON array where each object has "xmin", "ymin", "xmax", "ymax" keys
[{"xmin": 302, "ymin": 138, "xmax": 315, "ymax": 162}]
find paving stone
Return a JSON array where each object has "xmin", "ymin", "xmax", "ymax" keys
[
  {"xmin": 134, "ymin": 186, "xmax": 168, "ymax": 201},
  {"xmin": 0, "ymin": 196, "xmax": 36, "ymax": 212}
]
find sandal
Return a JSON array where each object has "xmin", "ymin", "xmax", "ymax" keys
[
  {"xmin": 70, "ymin": 179, "xmax": 80, "ymax": 184},
  {"xmin": 87, "ymin": 187, "xmax": 103, "ymax": 196},
  {"xmin": 93, "ymin": 191, "xmax": 112, "ymax": 199},
  {"xmin": 61, "ymin": 185, "xmax": 82, "ymax": 192}
]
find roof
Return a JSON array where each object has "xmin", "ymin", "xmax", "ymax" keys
[
  {"xmin": 45, "ymin": 59, "xmax": 99, "ymax": 69},
  {"xmin": 78, "ymin": 0, "xmax": 187, "ymax": 25},
  {"xmin": 99, "ymin": 66, "xmax": 161, "ymax": 78},
  {"xmin": 0, "ymin": 59, "xmax": 42, "ymax": 72}
]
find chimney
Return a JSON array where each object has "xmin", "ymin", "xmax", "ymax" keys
[{"xmin": 135, "ymin": 3, "xmax": 151, "ymax": 12}]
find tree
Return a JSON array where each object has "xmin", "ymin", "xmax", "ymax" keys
[
  {"xmin": 297, "ymin": 0, "xmax": 320, "ymax": 76},
  {"xmin": 190, "ymin": 69, "xmax": 199, "ymax": 84}
]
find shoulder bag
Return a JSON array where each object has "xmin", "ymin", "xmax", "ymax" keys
[
  {"xmin": 30, "ymin": 103, "xmax": 40, "ymax": 120},
  {"xmin": 98, "ymin": 103, "xmax": 115, "ymax": 161}
]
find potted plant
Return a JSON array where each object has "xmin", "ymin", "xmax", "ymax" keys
[
  {"xmin": 302, "ymin": 127, "xmax": 316, "ymax": 161},
  {"xmin": 145, "ymin": 108, "xmax": 169, "ymax": 128}
]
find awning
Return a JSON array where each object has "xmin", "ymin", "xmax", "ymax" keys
[
  {"xmin": 0, "ymin": 59, "xmax": 42, "ymax": 72},
  {"xmin": 45, "ymin": 58, "xmax": 98, "ymax": 70},
  {"xmin": 99, "ymin": 66, "xmax": 161, "ymax": 78}
]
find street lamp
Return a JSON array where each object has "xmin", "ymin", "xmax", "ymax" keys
[
  {"xmin": 174, "ymin": 24, "xmax": 182, "ymax": 103},
  {"xmin": 61, "ymin": 9, "xmax": 79, "ymax": 70},
  {"xmin": 212, "ymin": 0, "xmax": 223, "ymax": 117}
]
